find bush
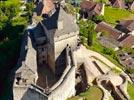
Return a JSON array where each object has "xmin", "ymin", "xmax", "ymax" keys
[
  {"xmin": 123, "ymin": 47, "xmax": 134, "ymax": 55},
  {"xmin": 92, "ymin": 15, "xmax": 105, "ymax": 23},
  {"xmin": 126, "ymin": 68, "xmax": 134, "ymax": 74},
  {"xmin": 79, "ymin": 19, "xmax": 95, "ymax": 46},
  {"xmin": 80, "ymin": 36, "xmax": 87, "ymax": 44},
  {"xmin": 64, "ymin": 4, "xmax": 76, "ymax": 15},
  {"xmin": 102, "ymin": 47, "xmax": 113, "ymax": 55},
  {"xmin": 95, "ymin": 0, "xmax": 110, "ymax": 4},
  {"xmin": 111, "ymin": 68, "xmax": 122, "ymax": 74},
  {"xmin": 102, "ymin": 47, "xmax": 119, "ymax": 61},
  {"xmin": 125, "ymin": 0, "xmax": 133, "ymax": 3},
  {"xmin": 102, "ymin": 31, "xmax": 109, "ymax": 37}
]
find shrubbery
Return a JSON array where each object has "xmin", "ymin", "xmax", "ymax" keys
[
  {"xmin": 0, "ymin": 0, "xmax": 34, "ymax": 69},
  {"xmin": 123, "ymin": 47, "xmax": 134, "ymax": 55},
  {"xmin": 79, "ymin": 19, "xmax": 96, "ymax": 46},
  {"xmin": 102, "ymin": 47, "xmax": 113, "ymax": 55},
  {"xmin": 125, "ymin": 0, "xmax": 133, "ymax": 3},
  {"xmin": 102, "ymin": 47, "xmax": 119, "ymax": 62},
  {"xmin": 126, "ymin": 68, "xmax": 134, "ymax": 74},
  {"xmin": 92, "ymin": 15, "xmax": 105, "ymax": 23}
]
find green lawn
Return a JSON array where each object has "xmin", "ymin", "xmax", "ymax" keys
[
  {"xmin": 84, "ymin": 32, "xmax": 124, "ymax": 71},
  {"xmin": 109, "ymin": 96, "xmax": 114, "ymax": 100},
  {"xmin": 95, "ymin": 0, "xmax": 109, "ymax": 3},
  {"xmin": 68, "ymin": 86, "xmax": 103, "ymax": 100},
  {"xmin": 104, "ymin": 6, "xmax": 133, "ymax": 25},
  {"xmin": 85, "ymin": 31, "xmax": 104, "ymax": 53},
  {"xmin": 127, "ymin": 82, "xmax": 134, "ymax": 100}
]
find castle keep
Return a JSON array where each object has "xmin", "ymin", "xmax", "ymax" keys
[{"xmin": 13, "ymin": 0, "xmax": 79, "ymax": 100}]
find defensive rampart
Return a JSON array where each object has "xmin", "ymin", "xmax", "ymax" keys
[{"xmin": 15, "ymin": 46, "xmax": 76, "ymax": 100}]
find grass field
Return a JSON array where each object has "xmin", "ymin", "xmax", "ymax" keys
[
  {"xmin": 104, "ymin": 6, "xmax": 133, "ymax": 25},
  {"xmin": 95, "ymin": 0, "xmax": 109, "ymax": 3},
  {"xmin": 109, "ymin": 96, "xmax": 114, "ymax": 100},
  {"xmin": 85, "ymin": 31, "xmax": 123, "ymax": 69},
  {"xmin": 68, "ymin": 86, "xmax": 103, "ymax": 100},
  {"xmin": 127, "ymin": 82, "xmax": 134, "ymax": 100}
]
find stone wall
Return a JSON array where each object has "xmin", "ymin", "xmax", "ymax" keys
[
  {"xmin": 48, "ymin": 65, "xmax": 75, "ymax": 100},
  {"xmin": 37, "ymin": 23, "xmax": 55, "ymax": 73},
  {"xmin": 36, "ymin": 21, "xmax": 78, "ymax": 73},
  {"xmin": 19, "ymin": 46, "xmax": 76, "ymax": 100},
  {"xmin": 48, "ymin": 47, "xmax": 76, "ymax": 100},
  {"xmin": 22, "ymin": 64, "xmax": 75, "ymax": 100},
  {"xmin": 13, "ymin": 31, "xmax": 38, "ymax": 100},
  {"xmin": 21, "ymin": 86, "xmax": 48, "ymax": 100},
  {"xmin": 54, "ymin": 31, "xmax": 79, "ymax": 59},
  {"xmin": 37, "ymin": 44, "xmax": 48, "ymax": 65},
  {"xmin": 111, "ymin": 75, "xmax": 130, "ymax": 100},
  {"xmin": 13, "ymin": 86, "xmax": 28, "ymax": 100},
  {"xmin": 45, "ymin": 29, "xmax": 55, "ymax": 73},
  {"xmin": 15, "ymin": 31, "xmax": 37, "ymax": 73},
  {"xmin": 96, "ymin": 73, "xmax": 130, "ymax": 100}
]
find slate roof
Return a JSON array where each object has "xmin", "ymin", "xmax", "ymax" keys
[
  {"xmin": 42, "ymin": 7, "xmax": 79, "ymax": 37},
  {"xmin": 94, "ymin": 3, "xmax": 103, "ymax": 15},
  {"xmin": 118, "ymin": 20, "xmax": 134, "ymax": 32},
  {"xmin": 110, "ymin": 0, "xmax": 125, "ymax": 8},
  {"xmin": 80, "ymin": 1, "xmax": 103, "ymax": 15},
  {"xmin": 80, "ymin": 1, "xmax": 96, "ymax": 10},
  {"xmin": 33, "ymin": 23, "xmax": 46, "ymax": 38},
  {"xmin": 95, "ymin": 21, "xmax": 122, "ymax": 40},
  {"xmin": 35, "ymin": 2, "xmax": 44, "ymax": 16},
  {"xmin": 120, "ymin": 35, "xmax": 134, "ymax": 47},
  {"xmin": 16, "ymin": 35, "xmax": 37, "ymax": 76}
]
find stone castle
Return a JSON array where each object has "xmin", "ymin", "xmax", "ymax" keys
[{"xmin": 13, "ymin": 0, "xmax": 79, "ymax": 100}]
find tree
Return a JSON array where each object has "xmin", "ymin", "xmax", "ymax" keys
[
  {"xmin": 125, "ymin": 0, "xmax": 133, "ymax": 3},
  {"xmin": 126, "ymin": 68, "xmax": 134, "ymax": 74},
  {"xmin": 102, "ymin": 47, "xmax": 113, "ymax": 55},
  {"xmin": 64, "ymin": 3, "xmax": 76, "ymax": 15},
  {"xmin": 0, "ymin": 1, "xmax": 33, "ymax": 99},
  {"xmin": 79, "ymin": 19, "xmax": 95, "ymax": 46},
  {"xmin": 99, "ymin": 0, "xmax": 109, "ymax": 4},
  {"xmin": 0, "ymin": 0, "xmax": 21, "ymax": 30},
  {"xmin": 0, "ymin": 14, "xmax": 8, "ymax": 30},
  {"xmin": 92, "ymin": 15, "xmax": 105, "ymax": 23},
  {"xmin": 87, "ymin": 20, "xmax": 95, "ymax": 46},
  {"xmin": 87, "ymin": 29, "xmax": 93, "ymax": 46},
  {"xmin": 25, "ymin": 2, "xmax": 34, "ymax": 19}
]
